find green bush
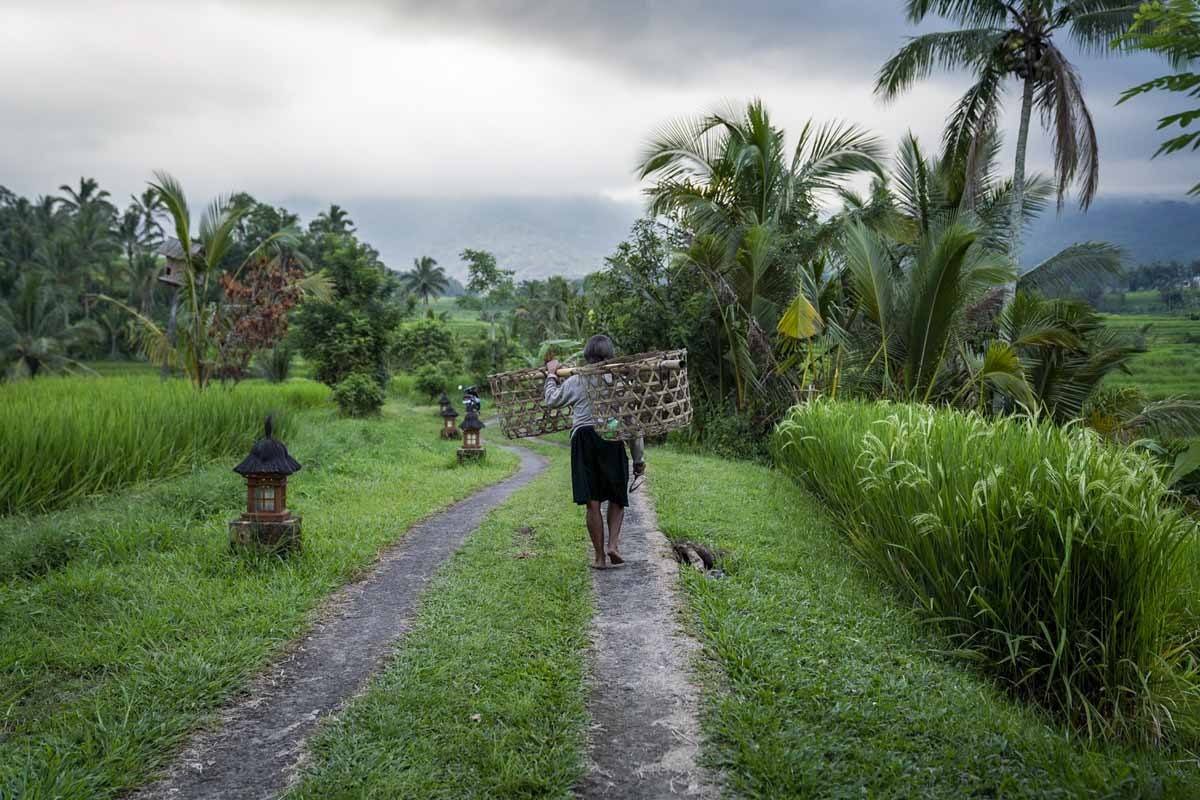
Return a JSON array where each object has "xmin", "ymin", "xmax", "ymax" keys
[
  {"xmin": 774, "ymin": 400, "xmax": 1200, "ymax": 745},
  {"xmin": 412, "ymin": 364, "xmax": 446, "ymax": 400},
  {"xmin": 394, "ymin": 319, "xmax": 459, "ymax": 371},
  {"xmin": 255, "ymin": 343, "xmax": 294, "ymax": 383},
  {"xmin": 0, "ymin": 376, "xmax": 328, "ymax": 515},
  {"xmin": 332, "ymin": 372, "xmax": 385, "ymax": 417}
]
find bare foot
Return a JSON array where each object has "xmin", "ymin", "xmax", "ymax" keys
[
  {"xmin": 606, "ymin": 550, "xmax": 625, "ymax": 565},
  {"xmin": 590, "ymin": 556, "xmax": 608, "ymax": 570}
]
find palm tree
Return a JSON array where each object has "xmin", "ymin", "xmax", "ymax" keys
[
  {"xmin": 312, "ymin": 203, "xmax": 355, "ymax": 236},
  {"xmin": 0, "ymin": 272, "xmax": 100, "ymax": 378},
  {"xmin": 638, "ymin": 100, "xmax": 886, "ymax": 407},
  {"xmin": 876, "ymin": 0, "xmax": 1137, "ymax": 268},
  {"xmin": 56, "ymin": 177, "xmax": 112, "ymax": 214},
  {"xmin": 103, "ymin": 172, "xmax": 299, "ymax": 389},
  {"xmin": 882, "ymin": 132, "xmax": 1124, "ymax": 292},
  {"xmin": 840, "ymin": 216, "xmax": 1015, "ymax": 402},
  {"xmin": 116, "ymin": 191, "xmax": 165, "ymax": 314},
  {"xmin": 402, "ymin": 256, "xmax": 449, "ymax": 305}
]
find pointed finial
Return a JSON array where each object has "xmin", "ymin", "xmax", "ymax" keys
[{"xmin": 265, "ymin": 415, "xmax": 274, "ymax": 440}]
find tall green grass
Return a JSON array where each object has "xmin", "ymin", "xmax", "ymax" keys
[
  {"xmin": 774, "ymin": 400, "xmax": 1200, "ymax": 745},
  {"xmin": 0, "ymin": 376, "xmax": 329, "ymax": 515}
]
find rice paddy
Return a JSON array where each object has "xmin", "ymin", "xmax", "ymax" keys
[
  {"xmin": 0, "ymin": 376, "xmax": 329, "ymax": 516},
  {"xmin": 1103, "ymin": 312, "xmax": 1200, "ymax": 399}
]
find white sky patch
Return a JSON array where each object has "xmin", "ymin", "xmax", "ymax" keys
[{"xmin": 0, "ymin": 0, "xmax": 1192, "ymax": 206}]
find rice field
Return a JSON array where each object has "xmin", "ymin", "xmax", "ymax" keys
[
  {"xmin": 1103, "ymin": 313, "xmax": 1200, "ymax": 399},
  {"xmin": 0, "ymin": 376, "xmax": 329, "ymax": 515}
]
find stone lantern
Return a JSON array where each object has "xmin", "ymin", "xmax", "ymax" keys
[
  {"xmin": 230, "ymin": 416, "xmax": 302, "ymax": 553},
  {"xmin": 440, "ymin": 401, "xmax": 460, "ymax": 439},
  {"xmin": 457, "ymin": 408, "xmax": 485, "ymax": 463},
  {"xmin": 437, "ymin": 391, "xmax": 450, "ymax": 413}
]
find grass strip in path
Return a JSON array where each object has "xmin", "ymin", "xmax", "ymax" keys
[
  {"xmin": 648, "ymin": 448, "xmax": 1200, "ymax": 799},
  {"xmin": 289, "ymin": 446, "xmax": 591, "ymax": 799},
  {"xmin": 137, "ymin": 444, "xmax": 548, "ymax": 800},
  {"xmin": 0, "ymin": 404, "xmax": 519, "ymax": 799}
]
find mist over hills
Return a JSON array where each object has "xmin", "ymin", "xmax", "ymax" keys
[
  {"xmin": 286, "ymin": 195, "xmax": 642, "ymax": 280},
  {"xmin": 289, "ymin": 194, "xmax": 1200, "ymax": 281},
  {"xmin": 1024, "ymin": 198, "xmax": 1200, "ymax": 266}
]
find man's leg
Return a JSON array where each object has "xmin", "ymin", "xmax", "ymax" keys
[
  {"xmin": 606, "ymin": 502, "xmax": 625, "ymax": 563},
  {"xmin": 586, "ymin": 501, "xmax": 606, "ymax": 568}
]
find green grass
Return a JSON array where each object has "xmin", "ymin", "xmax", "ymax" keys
[
  {"xmin": 1102, "ymin": 313, "xmax": 1200, "ymax": 399},
  {"xmin": 0, "ymin": 375, "xmax": 329, "ymax": 515},
  {"xmin": 649, "ymin": 446, "xmax": 1200, "ymax": 798},
  {"xmin": 413, "ymin": 296, "xmax": 491, "ymax": 339},
  {"xmin": 775, "ymin": 401, "xmax": 1200, "ymax": 745},
  {"xmin": 82, "ymin": 360, "xmax": 162, "ymax": 377},
  {"xmin": 289, "ymin": 446, "xmax": 590, "ymax": 799},
  {"xmin": 0, "ymin": 403, "xmax": 519, "ymax": 799}
]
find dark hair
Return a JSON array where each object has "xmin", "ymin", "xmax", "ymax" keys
[{"xmin": 583, "ymin": 334, "xmax": 615, "ymax": 364}]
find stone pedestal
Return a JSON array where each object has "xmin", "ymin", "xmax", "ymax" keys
[
  {"xmin": 457, "ymin": 448, "xmax": 486, "ymax": 465},
  {"xmin": 229, "ymin": 516, "xmax": 302, "ymax": 554}
]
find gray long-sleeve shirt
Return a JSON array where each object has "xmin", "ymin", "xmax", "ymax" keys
[{"xmin": 544, "ymin": 373, "xmax": 644, "ymax": 464}]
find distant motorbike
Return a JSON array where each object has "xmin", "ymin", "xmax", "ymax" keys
[{"xmin": 460, "ymin": 385, "xmax": 482, "ymax": 414}]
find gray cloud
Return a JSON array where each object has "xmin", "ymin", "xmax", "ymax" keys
[{"xmin": 0, "ymin": 0, "xmax": 1191, "ymax": 206}]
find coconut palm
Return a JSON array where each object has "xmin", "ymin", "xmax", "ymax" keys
[
  {"xmin": 0, "ymin": 272, "xmax": 100, "ymax": 378},
  {"xmin": 638, "ymin": 100, "xmax": 886, "ymax": 407},
  {"xmin": 103, "ymin": 172, "xmax": 300, "ymax": 389},
  {"xmin": 639, "ymin": 99, "xmax": 885, "ymax": 239},
  {"xmin": 116, "ymin": 191, "xmax": 165, "ymax": 313},
  {"xmin": 56, "ymin": 177, "xmax": 112, "ymax": 214},
  {"xmin": 884, "ymin": 132, "xmax": 1124, "ymax": 292},
  {"xmin": 312, "ymin": 203, "xmax": 356, "ymax": 237},
  {"xmin": 876, "ymin": 0, "xmax": 1137, "ymax": 268},
  {"xmin": 402, "ymin": 256, "xmax": 449, "ymax": 305}
]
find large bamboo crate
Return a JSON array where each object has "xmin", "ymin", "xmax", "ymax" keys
[{"xmin": 488, "ymin": 350, "xmax": 691, "ymax": 441}]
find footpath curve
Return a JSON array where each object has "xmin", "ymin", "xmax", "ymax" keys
[{"xmin": 134, "ymin": 444, "xmax": 547, "ymax": 800}]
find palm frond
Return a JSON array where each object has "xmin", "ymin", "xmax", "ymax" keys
[
  {"xmin": 905, "ymin": 0, "xmax": 1012, "ymax": 26},
  {"xmin": 1018, "ymin": 241, "xmax": 1125, "ymax": 293},
  {"xmin": 792, "ymin": 119, "xmax": 887, "ymax": 191},
  {"xmin": 943, "ymin": 60, "xmax": 1006, "ymax": 183},
  {"xmin": 148, "ymin": 171, "xmax": 192, "ymax": 267},
  {"xmin": 1124, "ymin": 397, "xmax": 1200, "ymax": 439},
  {"xmin": 1036, "ymin": 44, "xmax": 1101, "ymax": 210},
  {"xmin": 978, "ymin": 340, "xmax": 1038, "ymax": 412},
  {"xmin": 842, "ymin": 221, "xmax": 899, "ymax": 334},
  {"xmin": 876, "ymin": 28, "xmax": 1005, "ymax": 100},
  {"xmin": 1064, "ymin": 3, "xmax": 1139, "ymax": 52}
]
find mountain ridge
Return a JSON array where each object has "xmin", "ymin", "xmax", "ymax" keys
[{"xmin": 285, "ymin": 194, "xmax": 1200, "ymax": 280}]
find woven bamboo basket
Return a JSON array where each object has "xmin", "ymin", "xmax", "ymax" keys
[{"xmin": 488, "ymin": 349, "xmax": 692, "ymax": 441}]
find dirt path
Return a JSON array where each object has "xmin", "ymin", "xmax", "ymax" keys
[
  {"xmin": 578, "ymin": 480, "xmax": 717, "ymax": 799},
  {"xmin": 134, "ymin": 444, "xmax": 547, "ymax": 800}
]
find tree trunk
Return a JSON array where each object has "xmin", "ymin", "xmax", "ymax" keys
[
  {"xmin": 162, "ymin": 286, "xmax": 180, "ymax": 380},
  {"xmin": 1006, "ymin": 74, "xmax": 1036, "ymax": 303}
]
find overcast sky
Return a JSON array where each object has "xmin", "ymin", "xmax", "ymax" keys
[{"xmin": 0, "ymin": 0, "xmax": 1190, "ymax": 209}]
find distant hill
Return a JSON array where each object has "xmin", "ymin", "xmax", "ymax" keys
[
  {"xmin": 286, "ymin": 195, "xmax": 642, "ymax": 280},
  {"xmin": 1025, "ymin": 198, "xmax": 1200, "ymax": 266},
  {"xmin": 284, "ymin": 194, "xmax": 1199, "ymax": 282}
]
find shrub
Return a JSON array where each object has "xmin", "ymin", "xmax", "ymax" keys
[
  {"xmin": 394, "ymin": 319, "xmax": 459, "ymax": 371},
  {"xmin": 668, "ymin": 401, "xmax": 772, "ymax": 463},
  {"xmin": 333, "ymin": 372, "xmax": 385, "ymax": 417},
  {"xmin": 0, "ymin": 376, "xmax": 328, "ymax": 515},
  {"xmin": 774, "ymin": 400, "xmax": 1200, "ymax": 745},
  {"xmin": 255, "ymin": 344, "xmax": 294, "ymax": 383},
  {"xmin": 292, "ymin": 234, "xmax": 399, "ymax": 389},
  {"xmin": 412, "ymin": 365, "xmax": 446, "ymax": 400}
]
